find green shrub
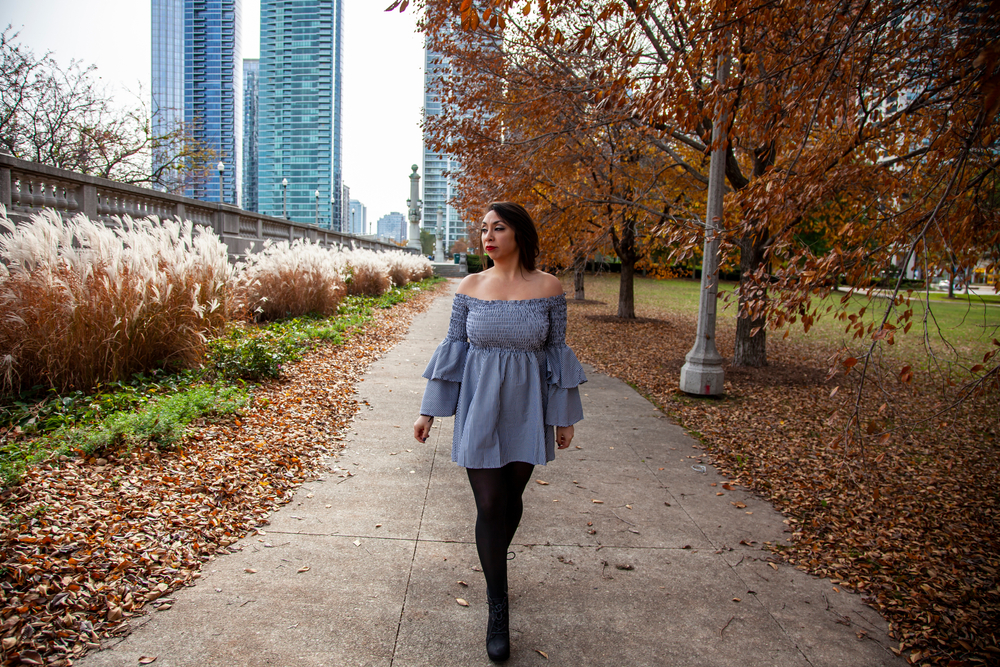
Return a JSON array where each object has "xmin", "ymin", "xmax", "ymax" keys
[
  {"xmin": 206, "ymin": 327, "xmax": 302, "ymax": 381},
  {"xmin": 0, "ymin": 383, "xmax": 247, "ymax": 486}
]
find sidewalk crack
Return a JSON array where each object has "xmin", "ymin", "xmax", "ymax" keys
[{"xmin": 388, "ymin": 422, "xmax": 440, "ymax": 666}]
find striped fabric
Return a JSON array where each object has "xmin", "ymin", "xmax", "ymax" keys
[{"xmin": 420, "ymin": 293, "xmax": 587, "ymax": 469}]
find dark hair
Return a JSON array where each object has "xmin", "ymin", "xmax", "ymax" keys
[{"xmin": 485, "ymin": 201, "xmax": 539, "ymax": 272}]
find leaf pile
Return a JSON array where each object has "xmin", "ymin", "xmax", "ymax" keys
[
  {"xmin": 564, "ymin": 295, "xmax": 999, "ymax": 666},
  {"xmin": 0, "ymin": 282, "xmax": 446, "ymax": 666}
]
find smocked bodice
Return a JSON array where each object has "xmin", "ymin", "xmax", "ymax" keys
[{"xmin": 446, "ymin": 293, "xmax": 566, "ymax": 353}]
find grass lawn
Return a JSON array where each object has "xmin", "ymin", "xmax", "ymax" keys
[{"xmin": 578, "ymin": 273, "xmax": 999, "ymax": 366}]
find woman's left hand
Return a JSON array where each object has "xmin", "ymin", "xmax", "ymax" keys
[{"xmin": 556, "ymin": 425, "xmax": 574, "ymax": 449}]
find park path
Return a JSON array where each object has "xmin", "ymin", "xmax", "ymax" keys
[{"xmin": 79, "ymin": 280, "xmax": 903, "ymax": 666}]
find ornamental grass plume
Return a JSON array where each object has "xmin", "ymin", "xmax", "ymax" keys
[
  {"xmin": 0, "ymin": 207, "xmax": 232, "ymax": 395},
  {"xmin": 232, "ymin": 238, "xmax": 346, "ymax": 320},
  {"xmin": 337, "ymin": 247, "xmax": 391, "ymax": 297},
  {"xmin": 404, "ymin": 251, "xmax": 433, "ymax": 281},
  {"xmin": 383, "ymin": 249, "xmax": 432, "ymax": 287}
]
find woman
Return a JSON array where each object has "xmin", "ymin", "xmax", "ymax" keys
[{"xmin": 413, "ymin": 202, "xmax": 587, "ymax": 662}]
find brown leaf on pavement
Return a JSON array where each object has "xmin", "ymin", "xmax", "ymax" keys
[{"xmin": 0, "ymin": 282, "xmax": 447, "ymax": 666}]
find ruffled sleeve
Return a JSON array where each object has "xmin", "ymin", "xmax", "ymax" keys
[
  {"xmin": 544, "ymin": 295, "xmax": 586, "ymax": 426},
  {"xmin": 420, "ymin": 295, "xmax": 470, "ymax": 416}
]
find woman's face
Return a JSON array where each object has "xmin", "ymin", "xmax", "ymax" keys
[{"xmin": 481, "ymin": 210, "xmax": 518, "ymax": 263}]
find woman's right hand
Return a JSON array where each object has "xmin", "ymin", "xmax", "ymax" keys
[{"xmin": 413, "ymin": 415, "xmax": 434, "ymax": 443}]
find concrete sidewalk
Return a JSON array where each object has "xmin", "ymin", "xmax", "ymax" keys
[{"xmin": 80, "ymin": 282, "xmax": 903, "ymax": 667}]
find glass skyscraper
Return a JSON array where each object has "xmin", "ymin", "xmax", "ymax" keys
[
  {"xmin": 258, "ymin": 0, "xmax": 344, "ymax": 229},
  {"xmin": 242, "ymin": 58, "xmax": 259, "ymax": 212},
  {"xmin": 422, "ymin": 44, "xmax": 463, "ymax": 252},
  {"xmin": 151, "ymin": 0, "xmax": 242, "ymax": 204}
]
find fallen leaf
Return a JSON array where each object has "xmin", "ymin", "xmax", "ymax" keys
[
  {"xmin": 535, "ymin": 649, "xmax": 549, "ymax": 659},
  {"xmin": 245, "ymin": 568, "xmax": 257, "ymax": 574},
  {"xmin": 592, "ymin": 499, "xmax": 604, "ymax": 504},
  {"xmin": 732, "ymin": 598, "xmax": 741, "ymax": 602},
  {"xmin": 457, "ymin": 580, "xmax": 468, "ymax": 587},
  {"xmin": 139, "ymin": 658, "xmax": 157, "ymax": 665},
  {"xmin": 456, "ymin": 598, "xmax": 469, "ymax": 607},
  {"xmin": 731, "ymin": 501, "xmax": 747, "ymax": 509},
  {"xmin": 536, "ymin": 480, "xmax": 549, "ymax": 485},
  {"xmin": 297, "ymin": 566, "xmax": 310, "ymax": 573}
]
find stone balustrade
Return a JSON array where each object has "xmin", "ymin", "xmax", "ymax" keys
[{"xmin": 0, "ymin": 153, "xmax": 410, "ymax": 258}]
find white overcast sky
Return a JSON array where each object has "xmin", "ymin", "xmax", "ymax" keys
[{"xmin": 0, "ymin": 0, "xmax": 425, "ymax": 230}]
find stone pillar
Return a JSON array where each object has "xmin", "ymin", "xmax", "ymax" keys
[
  {"xmin": 679, "ymin": 48, "xmax": 730, "ymax": 397},
  {"xmin": 80, "ymin": 184, "xmax": 98, "ymax": 219},
  {"xmin": 435, "ymin": 208, "xmax": 445, "ymax": 262},
  {"xmin": 0, "ymin": 167, "xmax": 11, "ymax": 212},
  {"xmin": 406, "ymin": 165, "xmax": 422, "ymax": 252}
]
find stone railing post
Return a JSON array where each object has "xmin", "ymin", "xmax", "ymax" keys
[
  {"xmin": 80, "ymin": 184, "xmax": 98, "ymax": 218},
  {"xmin": 0, "ymin": 166, "xmax": 11, "ymax": 211}
]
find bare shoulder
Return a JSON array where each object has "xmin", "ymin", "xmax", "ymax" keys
[
  {"xmin": 455, "ymin": 272, "xmax": 486, "ymax": 296},
  {"xmin": 534, "ymin": 271, "xmax": 564, "ymax": 298}
]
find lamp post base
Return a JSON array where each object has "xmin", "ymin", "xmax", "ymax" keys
[{"xmin": 679, "ymin": 353, "xmax": 725, "ymax": 396}]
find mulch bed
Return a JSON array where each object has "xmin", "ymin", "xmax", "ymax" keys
[
  {"xmin": 0, "ymin": 282, "xmax": 447, "ymax": 667},
  {"xmin": 564, "ymin": 293, "xmax": 999, "ymax": 667}
]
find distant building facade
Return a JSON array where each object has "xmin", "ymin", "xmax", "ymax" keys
[
  {"xmin": 151, "ymin": 0, "xmax": 243, "ymax": 204},
  {"xmin": 258, "ymin": 0, "xmax": 343, "ymax": 228},
  {"xmin": 376, "ymin": 212, "xmax": 406, "ymax": 243},
  {"xmin": 349, "ymin": 199, "xmax": 367, "ymax": 236},
  {"xmin": 422, "ymin": 43, "xmax": 464, "ymax": 251},
  {"xmin": 342, "ymin": 183, "xmax": 351, "ymax": 233},
  {"xmin": 241, "ymin": 58, "xmax": 259, "ymax": 212}
]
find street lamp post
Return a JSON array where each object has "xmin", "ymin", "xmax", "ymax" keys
[
  {"xmin": 282, "ymin": 178, "xmax": 288, "ymax": 219},
  {"xmin": 216, "ymin": 161, "xmax": 224, "ymax": 203},
  {"xmin": 679, "ymin": 46, "xmax": 729, "ymax": 397},
  {"xmin": 315, "ymin": 190, "xmax": 320, "ymax": 227}
]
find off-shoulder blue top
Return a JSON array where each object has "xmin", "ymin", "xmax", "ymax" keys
[{"xmin": 420, "ymin": 293, "xmax": 587, "ymax": 469}]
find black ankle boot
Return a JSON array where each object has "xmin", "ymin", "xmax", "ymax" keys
[{"xmin": 486, "ymin": 592, "xmax": 510, "ymax": 662}]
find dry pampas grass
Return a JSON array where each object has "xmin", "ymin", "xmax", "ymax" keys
[
  {"xmin": 0, "ymin": 207, "xmax": 232, "ymax": 394},
  {"xmin": 0, "ymin": 208, "xmax": 434, "ymax": 395}
]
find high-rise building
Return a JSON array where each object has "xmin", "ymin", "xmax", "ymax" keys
[
  {"xmin": 349, "ymin": 199, "xmax": 367, "ymax": 235},
  {"xmin": 151, "ymin": 0, "xmax": 243, "ymax": 204},
  {"xmin": 151, "ymin": 0, "xmax": 184, "ymax": 192},
  {"xmin": 422, "ymin": 44, "xmax": 463, "ymax": 251},
  {"xmin": 258, "ymin": 0, "xmax": 344, "ymax": 229},
  {"xmin": 377, "ymin": 212, "xmax": 406, "ymax": 243},
  {"xmin": 241, "ymin": 58, "xmax": 259, "ymax": 212},
  {"xmin": 342, "ymin": 183, "xmax": 350, "ymax": 233}
]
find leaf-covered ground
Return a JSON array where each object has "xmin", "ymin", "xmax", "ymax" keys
[
  {"xmin": 563, "ymin": 284, "xmax": 999, "ymax": 666},
  {"xmin": 0, "ymin": 282, "xmax": 447, "ymax": 667}
]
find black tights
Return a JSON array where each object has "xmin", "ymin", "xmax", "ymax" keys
[{"xmin": 467, "ymin": 462, "xmax": 534, "ymax": 598}]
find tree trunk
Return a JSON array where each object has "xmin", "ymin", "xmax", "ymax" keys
[
  {"xmin": 732, "ymin": 228, "xmax": 769, "ymax": 367},
  {"xmin": 573, "ymin": 262, "xmax": 585, "ymax": 300},
  {"xmin": 611, "ymin": 216, "xmax": 637, "ymax": 319},
  {"xmin": 618, "ymin": 258, "xmax": 636, "ymax": 318}
]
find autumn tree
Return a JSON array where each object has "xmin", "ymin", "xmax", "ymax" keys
[
  {"xmin": 420, "ymin": 3, "xmax": 705, "ymax": 317},
  {"xmin": 401, "ymin": 0, "xmax": 999, "ymax": 379},
  {"xmin": 0, "ymin": 28, "xmax": 215, "ymax": 191}
]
